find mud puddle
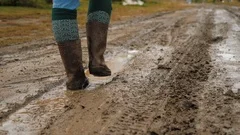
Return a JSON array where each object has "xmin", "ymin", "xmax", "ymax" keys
[
  {"xmin": 0, "ymin": 83, "xmax": 67, "ymax": 135},
  {"xmin": 232, "ymin": 82, "xmax": 240, "ymax": 94},
  {"xmin": 0, "ymin": 48, "xmax": 139, "ymax": 135},
  {"xmin": 194, "ymin": 8, "xmax": 240, "ymax": 135},
  {"xmin": 85, "ymin": 49, "xmax": 139, "ymax": 90},
  {"xmin": 211, "ymin": 9, "xmax": 240, "ymax": 96}
]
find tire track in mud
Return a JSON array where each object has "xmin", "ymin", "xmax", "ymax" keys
[
  {"xmin": 196, "ymin": 8, "xmax": 240, "ymax": 134},
  {"xmin": 148, "ymin": 8, "xmax": 215, "ymax": 135},
  {"xmin": 96, "ymin": 9, "xmax": 207, "ymax": 135},
  {"xmin": 98, "ymin": 7, "xmax": 240, "ymax": 135}
]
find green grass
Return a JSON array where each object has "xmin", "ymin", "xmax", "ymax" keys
[{"xmin": 0, "ymin": 0, "xmax": 189, "ymax": 47}]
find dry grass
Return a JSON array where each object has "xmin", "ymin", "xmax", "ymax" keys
[
  {"xmin": 220, "ymin": 1, "xmax": 240, "ymax": 7},
  {"xmin": 0, "ymin": 0, "xmax": 189, "ymax": 47},
  {"xmin": 112, "ymin": 1, "xmax": 189, "ymax": 21}
]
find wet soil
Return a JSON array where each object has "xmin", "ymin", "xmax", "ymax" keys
[{"xmin": 1, "ymin": 5, "xmax": 240, "ymax": 135}]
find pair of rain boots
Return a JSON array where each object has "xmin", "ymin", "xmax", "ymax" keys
[{"xmin": 58, "ymin": 22, "xmax": 111, "ymax": 90}]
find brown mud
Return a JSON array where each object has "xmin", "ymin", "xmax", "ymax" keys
[{"xmin": 0, "ymin": 5, "xmax": 240, "ymax": 135}]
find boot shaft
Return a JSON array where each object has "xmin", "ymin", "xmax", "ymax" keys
[
  {"xmin": 86, "ymin": 21, "xmax": 109, "ymax": 66},
  {"xmin": 86, "ymin": 21, "xmax": 111, "ymax": 76},
  {"xmin": 58, "ymin": 40, "xmax": 85, "ymax": 79}
]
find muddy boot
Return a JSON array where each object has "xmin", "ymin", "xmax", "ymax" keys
[
  {"xmin": 87, "ymin": 22, "xmax": 111, "ymax": 76},
  {"xmin": 86, "ymin": 0, "xmax": 112, "ymax": 76},
  {"xmin": 52, "ymin": 8, "xmax": 89, "ymax": 90},
  {"xmin": 58, "ymin": 40, "xmax": 89, "ymax": 90}
]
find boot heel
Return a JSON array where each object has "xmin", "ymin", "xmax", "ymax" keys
[{"xmin": 89, "ymin": 64, "xmax": 111, "ymax": 77}]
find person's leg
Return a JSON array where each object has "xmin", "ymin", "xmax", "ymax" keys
[
  {"xmin": 52, "ymin": 0, "xmax": 89, "ymax": 90},
  {"xmin": 87, "ymin": 0, "xmax": 112, "ymax": 76}
]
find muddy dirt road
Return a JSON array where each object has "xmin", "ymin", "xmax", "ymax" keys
[{"xmin": 1, "ymin": 5, "xmax": 240, "ymax": 135}]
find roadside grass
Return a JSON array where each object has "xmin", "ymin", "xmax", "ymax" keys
[
  {"xmin": 206, "ymin": 1, "xmax": 240, "ymax": 6},
  {"xmin": 0, "ymin": 0, "xmax": 189, "ymax": 47},
  {"xmin": 0, "ymin": 7, "xmax": 50, "ymax": 19},
  {"xmin": 111, "ymin": 1, "xmax": 189, "ymax": 21},
  {"xmin": 219, "ymin": 1, "xmax": 240, "ymax": 7}
]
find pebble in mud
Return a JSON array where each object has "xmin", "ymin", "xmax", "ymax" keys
[{"xmin": 182, "ymin": 101, "xmax": 198, "ymax": 110}]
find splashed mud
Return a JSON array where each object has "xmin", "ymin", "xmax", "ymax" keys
[{"xmin": 85, "ymin": 49, "xmax": 139, "ymax": 89}]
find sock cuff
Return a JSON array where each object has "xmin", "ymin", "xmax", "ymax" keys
[
  {"xmin": 87, "ymin": 11, "xmax": 110, "ymax": 24},
  {"xmin": 52, "ymin": 19, "xmax": 79, "ymax": 43}
]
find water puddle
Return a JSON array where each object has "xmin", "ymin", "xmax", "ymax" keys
[
  {"xmin": 0, "ymin": 49, "xmax": 139, "ymax": 135},
  {"xmin": 227, "ymin": 72, "xmax": 240, "ymax": 79},
  {"xmin": 0, "ymin": 84, "xmax": 67, "ymax": 135},
  {"xmin": 232, "ymin": 82, "xmax": 240, "ymax": 94},
  {"xmin": 232, "ymin": 24, "xmax": 240, "ymax": 32},
  {"xmin": 85, "ymin": 50, "xmax": 139, "ymax": 90},
  {"xmin": 212, "ymin": 9, "xmax": 240, "ymax": 98},
  {"xmin": 217, "ymin": 53, "xmax": 236, "ymax": 61}
]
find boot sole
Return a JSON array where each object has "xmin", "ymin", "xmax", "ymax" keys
[{"xmin": 89, "ymin": 70, "xmax": 111, "ymax": 77}]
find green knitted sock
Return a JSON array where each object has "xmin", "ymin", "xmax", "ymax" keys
[
  {"xmin": 52, "ymin": 8, "xmax": 79, "ymax": 43},
  {"xmin": 87, "ymin": 0, "xmax": 112, "ymax": 24}
]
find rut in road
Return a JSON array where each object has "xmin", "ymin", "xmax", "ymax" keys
[
  {"xmin": 102, "ymin": 9, "xmax": 215, "ymax": 135},
  {"xmin": 149, "ymin": 10, "xmax": 214, "ymax": 135}
]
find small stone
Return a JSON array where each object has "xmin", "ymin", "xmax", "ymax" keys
[{"xmin": 122, "ymin": 80, "xmax": 128, "ymax": 83}]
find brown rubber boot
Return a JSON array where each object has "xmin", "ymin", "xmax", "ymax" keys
[
  {"xmin": 58, "ymin": 40, "xmax": 89, "ymax": 90},
  {"xmin": 86, "ymin": 21, "xmax": 111, "ymax": 76}
]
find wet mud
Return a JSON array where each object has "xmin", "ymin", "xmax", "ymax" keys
[{"xmin": 1, "ymin": 5, "xmax": 240, "ymax": 135}]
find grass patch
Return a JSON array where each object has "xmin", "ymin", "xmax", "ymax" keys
[
  {"xmin": 0, "ymin": 6, "xmax": 51, "ymax": 19},
  {"xmin": 0, "ymin": 0, "xmax": 189, "ymax": 47},
  {"xmin": 111, "ymin": 1, "xmax": 188, "ymax": 21}
]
